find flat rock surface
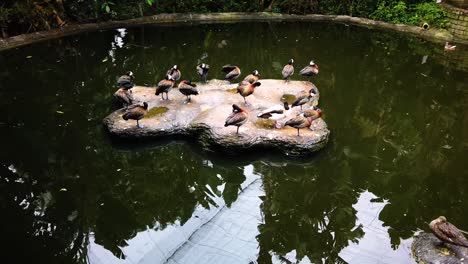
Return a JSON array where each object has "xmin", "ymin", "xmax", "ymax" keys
[
  {"xmin": 412, "ymin": 232, "xmax": 468, "ymax": 264},
  {"xmin": 103, "ymin": 79, "xmax": 330, "ymax": 155}
]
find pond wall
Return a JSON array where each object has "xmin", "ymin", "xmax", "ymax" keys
[{"xmin": 443, "ymin": 2, "xmax": 468, "ymax": 41}]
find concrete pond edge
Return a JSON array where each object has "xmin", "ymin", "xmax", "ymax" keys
[{"xmin": 0, "ymin": 12, "xmax": 465, "ymax": 51}]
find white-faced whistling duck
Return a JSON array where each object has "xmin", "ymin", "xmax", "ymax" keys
[
  {"xmin": 429, "ymin": 216, "xmax": 468, "ymax": 247},
  {"xmin": 114, "ymin": 87, "xmax": 134, "ymax": 107},
  {"xmin": 282, "ymin": 59, "xmax": 294, "ymax": 82},
  {"xmin": 122, "ymin": 102, "xmax": 148, "ymax": 128},
  {"xmin": 257, "ymin": 102, "xmax": 290, "ymax": 129},
  {"xmin": 285, "ymin": 114, "xmax": 313, "ymax": 136},
  {"xmin": 299, "ymin": 60, "xmax": 319, "ymax": 82},
  {"xmin": 166, "ymin": 65, "xmax": 181, "ymax": 81},
  {"xmin": 224, "ymin": 104, "xmax": 249, "ymax": 134},
  {"xmin": 222, "ymin": 65, "xmax": 241, "ymax": 82},
  {"xmin": 237, "ymin": 81, "xmax": 261, "ymax": 105},
  {"xmin": 117, "ymin": 71, "xmax": 134, "ymax": 89},
  {"xmin": 301, "ymin": 106, "xmax": 322, "ymax": 121},
  {"xmin": 243, "ymin": 70, "xmax": 260, "ymax": 84},
  {"xmin": 292, "ymin": 88, "xmax": 316, "ymax": 110},
  {"xmin": 156, "ymin": 74, "xmax": 175, "ymax": 100},
  {"xmin": 178, "ymin": 80, "xmax": 199, "ymax": 102},
  {"xmin": 196, "ymin": 63, "xmax": 209, "ymax": 83}
]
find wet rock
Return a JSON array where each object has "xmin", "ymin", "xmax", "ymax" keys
[
  {"xmin": 412, "ymin": 232, "xmax": 468, "ymax": 264},
  {"xmin": 103, "ymin": 79, "xmax": 330, "ymax": 155}
]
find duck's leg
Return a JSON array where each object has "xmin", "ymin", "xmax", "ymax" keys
[
  {"xmin": 236, "ymin": 126, "xmax": 240, "ymax": 134},
  {"xmin": 166, "ymin": 92, "xmax": 169, "ymax": 100},
  {"xmin": 297, "ymin": 128, "xmax": 300, "ymax": 136},
  {"xmin": 137, "ymin": 120, "xmax": 140, "ymax": 128}
]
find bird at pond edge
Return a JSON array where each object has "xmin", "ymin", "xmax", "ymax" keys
[
  {"xmin": 222, "ymin": 65, "xmax": 241, "ymax": 82},
  {"xmin": 225, "ymin": 104, "xmax": 248, "ymax": 134},
  {"xmin": 167, "ymin": 65, "xmax": 181, "ymax": 81},
  {"xmin": 114, "ymin": 87, "xmax": 134, "ymax": 107},
  {"xmin": 196, "ymin": 63, "xmax": 209, "ymax": 83},
  {"xmin": 243, "ymin": 70, "xmax": 260, "ymax": 84},
  {"xmin": 156, "ymin": 74, "xmax": 176, "ymax": 100},
  {"xmin": 299, "ymin": 60, "xmax": 319, "ymax": 81},
  {"xmin": 178, "ymin": 80, "xmax": 199, "ymax": 102},
  {"xmin": 444, "ymin": 42, "xmax": 456, "ymax": 51},
  {"xmin": 282, "ymin": 59, "xmax": 294, "ymax": 82},
  {"xmin": 292, "ymin": 88, "xmax": 317, "ymax": 110},
  {"xmin": 117, "ymin": 71, "xmax": 134, "ymax": 89},
  {"xmin": 122, "ymin": 102, "xmax": 148, "ymax": 128},
  {"xmin": 237, "ymin": 81, "xmax": 261, "ymax": 105},
  {"xmin": 257, "ymin": 102, "xmax": 291, "ymax": 129},
  {"xmin": 429, "ymin": 216, "xmax": 468, "ymax": 248},
  {"xmin": 285, "ymin": 114, "xmax": 313, "ymax": 137}
]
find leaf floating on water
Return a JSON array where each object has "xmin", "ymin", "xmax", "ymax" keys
[
  {"xmin": 101, "ymin": 57, "xmax": 108, "ymax": 62},
  {"xmin": 441, "ymin": 144, "xmax": 452, "ymax": 149},
  {"xmin": 56, "ymin": 111, "xmax": 64, "ymax": 114},
  {"xmin": 60, "ymin": 188, "xmax": 67, "ymax": 192},
  {"xmin": 26, "ymin": 55, "xmax": 32, "ymax": 59}
]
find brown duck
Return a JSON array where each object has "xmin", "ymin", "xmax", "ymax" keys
[
  {"xmin": 166, "ymin": 65, "xmax": 181, "ymax": 81},
  {"xmin": 301, "ymin": 106, "xmax": 322, "ymax": 120},
  {"xmin": 155, "ymin": 75, "xmax": 175, "ymax": 100},
  {"xmin": 196, "ymin": 63, "xmax": 209, "ymax": 83},
  {"xmin": 222, "ymin": 65, "xmax": 241, "ymax": 82},
  {"xmin": 282, "ymin": 59, "xmax": 294, "ymax": 82},
  {"xmin": 122, "ymin": 102, "xmax": 148, "ymax": 128},
  {"xmin": 299, "ymin": 60, "xmax": 319, "ymax": 81},
  {"xmin": 237, "ymin": 81, "xmax": 261, "ymax": 105},
  {"xmin": 243, "ymin": 70, "xmax": 260, "ymax": 84},
  {"xmin": 285, "ymin": 114, "xmax": 313, "ymax": 136},
  {"xmin": 117, "ymin": 71, "xmax": 134, "ymax": 89},
  {"xmin": 178, "ymin": 80, "xmax": 199, "ymax": 102},
  {"xmin": 224, "ymin": 104, "xmax": 248, "ymax": 134},
  {"xmin": 429, "ymin": 216, "xmax": 468, "ymax": 247},
  {"xmin": 114, "ymin": 87, "xmax": 134, "ymax": 107},
  {"xmin": 292, "ymin": 88, "xmax": 317, "ymax": 110}
]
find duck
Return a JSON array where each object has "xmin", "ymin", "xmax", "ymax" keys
[
  {"xmin": 114, "ymin": 87, "xmax": 134, "ymax": 107},
  {"xmin": 224, "ymin": 104, "xmax": 249, "ymax": 134},
  {"xmin": 301, "ymin": 106, "xmax": 322, "ymax": 120},
  {"xmin": 222, "ymin": 65, "xmax": 241, "ymax": 82},
  {"xmin": 444, "ymin": 42, "xmax": 456, "ymax": 51},
  {"xmin": 257, "ymin": 102, "xmax": 290, "ymax": 129},
  {"xmin": 117, "ymin": 71, "xmax": 134, "ymax": 89},
  {"xmin": 429, "ymin": 216, "xmax": 468, "ymax": 247},
  {"xmin": 122, "ymin": 102, "xmax": 148, "ymax": 128},
  {"xmin": 299, "ymin": 60, "xmax": 319, "ymax": 81},
  {"xmin": 178, "ymin": 80, "xmax": 199, "ymax": 102},
  {"xmin": 282, "ymin": 59, "xmax": 294, "ymax": 82},
  {"xmin": 285, "ymin": 114, "xmax": 313, "ymax": 136},
  {"xmin": 292, "ymin": 88, "xmax": 316, "ymax": 110},
  {"xmin": 243, "ymin": 70, "xmax": 260, "ymax": 84},
  {"xmin": 155, "ymin": 74, "xmax": 176, "ymax": 100},
  {"xmin": 237, "ymin": 81, "xmax": 261, "ymax": 105},
  {"xmin": 196, "ymin": 63, "xmax": 209, "ymax": 83},
  {"xmin": 166, "ymin": 65, "xmax": 181, "ymax": 81}
]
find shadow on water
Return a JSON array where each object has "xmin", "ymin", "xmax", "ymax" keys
[{"xmin": 0, "ymin": 21, "xmax": 467, "ymax": 264}]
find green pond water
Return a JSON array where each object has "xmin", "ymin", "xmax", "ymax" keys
[{"xmin": 0, "ymin": 21, "xmax": 467, "ymax": 264}]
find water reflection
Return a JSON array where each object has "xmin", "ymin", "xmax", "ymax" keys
[{"xmin": 0, "ymin": 21, "xmax": 467, "ymax": 264}]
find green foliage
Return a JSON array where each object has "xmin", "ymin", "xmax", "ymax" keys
[{"xmin": 370, "ymin": 0, "xmax": 448, "ymax": 28}]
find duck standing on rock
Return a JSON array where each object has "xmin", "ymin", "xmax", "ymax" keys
[
  {"xmin": 222, "ymin": 65, "xmax": 241, "ymax": 82},
  {"xmin": 224, "ymin": 104, "xmax": 249, "ymax": 134},
  {"xmin": 285, "ymin": 114, "xmax": 313, "ymax": 136},
  {"xmin": 237, "ymin": 81, "xmax": 261, "ymax": 105},
  {"xmin": 429, "ymin": 216, "xmax": 468, "ymax": 247},
  {"xmin": 114, "ymin": 87, "xmax": 134, "ymax": 107},
  {"xmin": 292, "ymin": 88, "xmax": 316, "ymax": 110},
  {"xmin": 178, "ymin": 80, "xmax": 199, "ymax": 102},
  {"xmin": 122, "ymin": 102, "xmax": 148, "ymax": 128},
  {"xmin": 156, "ymin": 74, "xmax": 176, "ymax": 100},
  {"xmin": 243, "ymin": 70, "xmax": 260, "ymax": 84},
  {"xmin": 196, "ymin": 63, "xmax": 209, "ymax": 83},
  {"xmin": 167, "ymin": 65, "xmax": 181, "ymax": 81},
  {"xmin": 302, "ymin": 106, "xmax": 322, "ymax": 120},
  {"xmin": 257, "ymin": 102, "xmax": 290, "ymax": 129},
  {"xmin": 299, "ymin": 60, "xmax": 319, "ymax": 82},
  {"xmin": 282, "ymin": 59, "xmax": 294, "ymax": 82},
  {"xmin": 117, "ymin": 71, "xmax": 135, "ymax": 90}
]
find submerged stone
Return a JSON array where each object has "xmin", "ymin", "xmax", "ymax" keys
[{"xmin": 103, "ymin": 79, "xmax": 330, "ymax": 155}]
